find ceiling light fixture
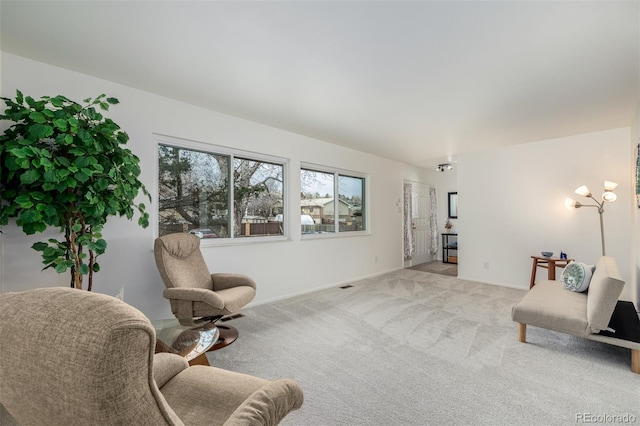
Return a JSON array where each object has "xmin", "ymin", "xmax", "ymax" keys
[{"xmin": 437, "ymin": 163, "xmax": 453, "ymax": 172}]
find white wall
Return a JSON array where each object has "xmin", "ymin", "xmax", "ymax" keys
[
  {"xmin": 0, "ymin": 53, "xmax": 433, "ymax": 319},
  {"xmin": 457, "ymin": 128, "xmax": 635, "ymax": 303},
  {"xmin": 2, "ymin": 53, "xmax": 635, "ymax": 319}
]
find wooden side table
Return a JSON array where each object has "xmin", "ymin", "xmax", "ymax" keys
[{"xmin": 529, "ymin": 256, "xmax": 573, "ymax": 288}]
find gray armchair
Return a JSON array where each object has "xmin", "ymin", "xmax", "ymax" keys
[
  {"xmin": 0, "ymin": 287, "xmax": 303, "ymax": 425},
  {"xmin": 154, "ymin": 233, "xmax": 256, "ymax": 330}
]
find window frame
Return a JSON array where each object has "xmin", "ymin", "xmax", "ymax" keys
[
  {"xmin": 300, "ymin": 162, "xmax": 370, "ymax": 239},
  {"xmin": 154, "ymin": 134, "xmax": 290, "ymax": 246}
]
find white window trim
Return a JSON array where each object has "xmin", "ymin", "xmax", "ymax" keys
[
  {"xmin": 300, "ymin": 161, "xmax": 370, "ymax": 239},
  {"xmin": 154, "ymin": 134, "xmax": 290, "ymax": 247}
]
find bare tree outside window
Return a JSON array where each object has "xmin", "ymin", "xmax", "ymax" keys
[{"xmin": 158, "ymin": 143, "xmax": 284, "ymax": 239}]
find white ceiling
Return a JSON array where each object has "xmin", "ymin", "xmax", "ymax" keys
[{"xmin": 1, "ymin": 1, "xmax": 638, "ymax": 168}]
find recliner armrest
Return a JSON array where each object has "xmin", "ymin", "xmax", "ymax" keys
[
  {"xmin": 163, "ymin": 288, "xmax": 225, "ymax": 309},
  {"xmin": 211, "ymin": 273, "xmax": 257, "ymax": 291},
  {"xmin": 224, "ymin": 379, "xmax": 304, "ymax": 426},
  {"xmin": 154, "ymin": 352, "xmax": 189, "ymax": 388}
]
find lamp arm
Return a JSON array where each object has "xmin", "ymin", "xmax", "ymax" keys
[{"xmin": 586, "ymin": 194, "xmax": 604, "ymax": 213}]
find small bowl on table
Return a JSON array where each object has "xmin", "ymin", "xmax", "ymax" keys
[{"xmin": 540, "ymin": 251, "xmax": 553, "ymax": 258}]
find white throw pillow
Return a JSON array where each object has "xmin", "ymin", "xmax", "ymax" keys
[{"xmin": 560, "ymin": 262, "xmax": 594, "ymax": 292}]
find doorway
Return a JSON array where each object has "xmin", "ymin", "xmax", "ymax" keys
[{"xmin": 403, "ymin": 181, "xmax": 437, "ymax": 267}]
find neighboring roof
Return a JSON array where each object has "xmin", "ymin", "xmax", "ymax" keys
[{"xmin": 300, "ymin": 198, "xmax": 352, "ymax": 207}]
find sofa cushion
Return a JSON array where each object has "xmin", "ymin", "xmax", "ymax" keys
[
  {"xmin": 512, "ymin": 280, "xmax": 589, "ymax": 337},
  {"xmin": 586, "ymin": 256, "xmax": 625, "ymax": 334},
  {"xmin": 560, "ymin": 261, "xmax": 593, "ymax": 292}
]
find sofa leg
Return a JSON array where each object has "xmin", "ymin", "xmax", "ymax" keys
[
  {"xmin": 632, "ymin": 349, "xmax": 640, "ymax": 374},
  {"xmin": 518, "ymin": 323, "xmax": 526, "ymax": 343}
]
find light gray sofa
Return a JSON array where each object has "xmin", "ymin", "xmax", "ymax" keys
[
  {"xmin": 512, "ymin": 256, "xmax": 640, "ymax": 374},
  {"xmin": 0, "ymin": 287, "xmax": 303, "ymax": 425}
]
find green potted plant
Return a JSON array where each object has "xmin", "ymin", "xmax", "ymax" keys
[{"xmin": 0, "ymin": 91, "xmax": 150, "ymax": 291}]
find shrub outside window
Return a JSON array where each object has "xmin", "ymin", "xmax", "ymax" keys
[
  {"xmin": 157, "ymin": 139, "xmax": 285, "ymax": 240},
  {"xmin": 300, "ymin": 166, "xmax": 367, "ymax": 236}
]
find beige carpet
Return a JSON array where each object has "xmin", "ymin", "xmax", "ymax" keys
[
  {"xmin": 209, "ymin": 269, "xmax": 639, "ymax": 425},
  {"xmin": 408, "ymin": 260, "xmax": 457, "ymax": 277}
]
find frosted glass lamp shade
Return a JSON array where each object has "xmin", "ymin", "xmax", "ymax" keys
[
  {"xmin": 565, "ymin": 198, "xmax": 578, "ymax": 209},
  {"xmin": 602, "ymin": 192, "xmax": 617, "ymax": 202},
  {"xmin": 574, "ymin": 186, "xmax": 591, "ymax": 197},
  {"xmin": 604, "ymin": 181, "xmax": 618, "ymax": 191}
]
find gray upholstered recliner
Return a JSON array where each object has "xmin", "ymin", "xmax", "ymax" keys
[
  {"xmin": 0, "ymin": 287, "xmax": 303, "ymax": 426},
  {"xmin": 154, "ymin": 233, "xmax": 256, "ymax": 327}
]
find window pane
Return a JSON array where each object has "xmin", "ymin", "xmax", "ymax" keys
[
  {"xmin": 158, "ymin": 144, "xmax": 230, "ymax": 238},
  {"xmin": 338, "ymin": 175, "xmax": 365, "ymax": 232},
  {"xmin": 300, "ymin": 169, "xmax": 335, "ymax": 234},
  {"xmin": 233, "ymin": 157, "xmax": 284, "ymax": 238}
]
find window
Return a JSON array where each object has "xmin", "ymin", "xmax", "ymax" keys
[
  {"xmin": 157, "ymin": 138, "xmax": 285, "ymax": 241},
  {"xmin": 300, "ymin": 166, "xmax": 367, "ymax": 236}
]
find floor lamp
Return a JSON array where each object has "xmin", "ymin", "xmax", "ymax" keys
[{"xmin": 565, "ymin": 181, "xmax": 617, "ymax": 256}]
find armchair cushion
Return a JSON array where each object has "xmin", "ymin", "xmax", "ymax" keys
[
  {"xmin": 154, "ymin": 353, "xmax": 189, "ymax": 389},
  {"xmin": 512, "ymin": 279, "xmax": 589, "ymax": 336}
]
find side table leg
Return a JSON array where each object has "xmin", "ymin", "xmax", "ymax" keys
[
  {"xmin": 189, "ymin": 353, "xmax": 210, "ymax": 367},
  {"xmin": 529, "ymin": 259, "xmax": 537, "ymax": 289},
  {"xmin": 548, "ymin": 259, "xmax": 557, "ymax": 281}
]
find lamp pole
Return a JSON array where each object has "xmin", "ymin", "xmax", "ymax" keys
[
  {"xmin": 575, "ymin": 195, "xmax": 606, "ymax": 256},
  {"xmin": 566, "ymin": 181, "xmax": 616, "ymax": 258}
]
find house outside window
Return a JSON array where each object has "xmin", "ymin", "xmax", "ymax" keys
[
  {"xmin": 157, "ymin": 136, "xmax": 286, "ymax": 241},
  {"xmin": 300, "ymin": 166, "xmax": 367, "ymax": 236}
]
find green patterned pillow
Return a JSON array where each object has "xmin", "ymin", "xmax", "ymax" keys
[{"xmin": 560, "ymin": 262, "xmax": 594, "ymax": 292}]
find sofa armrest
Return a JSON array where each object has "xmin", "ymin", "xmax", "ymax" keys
[{"xmin": 154, "ymin": 352, "xmax": 189, "ymax": 389}]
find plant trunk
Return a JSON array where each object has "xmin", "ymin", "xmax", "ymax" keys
[{"xmin": 88, "ymin": 248, "xmax": 94, "ymax": 292}]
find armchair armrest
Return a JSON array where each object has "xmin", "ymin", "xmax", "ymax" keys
[
  {"xmin": 159, "ymin": 366, "xmax": 303, "ymax": 426},
  {"xmin": 163, "ymin": 288, "xmax": 224, "ymax": 309},
  {"xmin": 224, "ymin": 379, "xmax": 304, "ymax": 426},
  {"xmin": 153, "ymin": 352, "xmax": 189, "ymax": 388},
  {"xmin": 211, "ymin": 273, "xmax": 257, "ymax": 291}
]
